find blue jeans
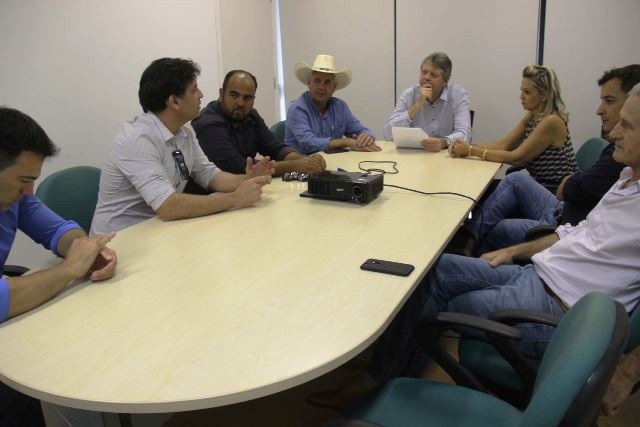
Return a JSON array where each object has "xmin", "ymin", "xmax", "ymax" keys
[
  {"xmin": 469, "ymin": 172, "xmax": 562, "ymax": 253},
  {"xmin": 424, "ymin": 254, "xmax": 566, "ymax": 358}
]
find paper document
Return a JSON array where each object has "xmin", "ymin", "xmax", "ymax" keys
[{"xmin": 391, "ymin": 127, "xmax": 429, "ymax": 149}]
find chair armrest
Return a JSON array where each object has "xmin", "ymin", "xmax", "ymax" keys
[
  {"xmin": 489, "ymin": 309, "xmax": 560, "ymax": 326},
  {"xmin": 419, "ymin": 312, "xmax": 523, "ymax": 339},
  {"xmin": 414, "ymin": 312, "xmax": 523, "ymax": 392},
  {"xmin": 3, "ymin": 265, "xmax": 29, "ymax": 277},
  {"xmin": 484, "ymin": 309, "xmax": 561, "ymax": 397}
]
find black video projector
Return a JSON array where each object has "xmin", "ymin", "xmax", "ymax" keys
[{"xmin": 300, "ymin": 170, "xmax": 383, "ymax": 204}]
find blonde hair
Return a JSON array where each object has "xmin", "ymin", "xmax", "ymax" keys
[{"xmin": 522, "ymin": 65, "xmax": 568, "ymax": 121}]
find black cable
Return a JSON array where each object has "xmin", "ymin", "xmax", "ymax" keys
[
  {"xmin": 358, "ymin": 160, "xmax": 398, "ymax": 175},
  {"xmin": 383, "ymin": 183, "xmax": 484, "ymax": 245},
  {"xmin": 383, "ymin": 183, "xmax": 476, "ymax": 205},
  {"xmin": 354, "ymin": 160, "xmax": 483, "ymax": 249}
]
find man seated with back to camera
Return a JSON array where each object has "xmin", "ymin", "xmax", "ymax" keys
[
  {"xmin": 308, "ymin": 83, "xmax": 640, "ymax": 410},
  {"xmin": 463, "ymin": 64, "xmax": 640, "ymax": 255},
  {"xmin": 188, "ymin": 70, "xmax": 326, "ymax": 194},
  {"xmin": 91, "ymin": 58, "xmax": 275, "ymax": 234},
  {"xmin": 284, "ymin": 54, "xmax": 380, "ymax": 154},
  {"xmin": 383, "ymin": 51, "xmax": 472, "ymax": 151}
]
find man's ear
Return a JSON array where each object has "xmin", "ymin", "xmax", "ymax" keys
[
  {"xmin": 218, "ymin": 88, "xmax": 224, "ymax": 101},
  {"xmin": 167, "ymin": 95, "xmax": 180, "ymax": 111}
]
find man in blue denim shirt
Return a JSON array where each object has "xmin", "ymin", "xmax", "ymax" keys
[
  {"xmin": 0, "ymin": 107, "xmax": 117, "ymax": 425},
  {"xmin": 284, "ymin": 54, "xmax": 380, "ymax": 154}
]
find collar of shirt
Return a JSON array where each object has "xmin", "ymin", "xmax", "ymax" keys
[
  {"xmin": 145, "ymin": 111, "xmax": 189, "ymax": 143},
  {"xmin": 614, "ymin": 167, "xmax": 640, "ymax": 195},
  {"xmin": 432, "ymin": 84, "xmax": 449, "ymax": 105},
  {"xmin": 303, "ymin": 91, "xmax": 334, "ymax": 115}
]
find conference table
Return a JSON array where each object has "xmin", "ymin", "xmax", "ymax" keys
[{"xmin": 0, "ymin": 143, "xmax": 500, "ymax": 415}]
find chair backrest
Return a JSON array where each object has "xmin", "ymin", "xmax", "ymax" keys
[
  {"xmin": 35, "ymin": 166, "xmax": 101, "ymax": 233},
  {"xmin": 270, "ymin": 120, "xmax": 286, "ymax": 143},
  {"xmin": 523, "ymin": 292, "xmax": 628, "ymax": 426},
  {"xmin": 575, "ymin": 137, "xmax": 608, "ymax": 171}
]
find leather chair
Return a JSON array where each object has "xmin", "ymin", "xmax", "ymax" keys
[
  {"xmin": 331, "ymin": 292, "xmax": 628, "ymax": 427},
  {"xmin": 35, "ymin": 166, "xmax": 101, "ymax": 233},
  {"xmin": 270, "ymin": 120, "xmax": 286, "ymax": 144}
]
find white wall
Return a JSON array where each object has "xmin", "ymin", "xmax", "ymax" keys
[
  {"xmin": 396, "ymin": 0, "xmax": 539, "ymax": 144},
  {"xmin": 218, "ymin": 0, "xmax": 279, "ymax": 126},
  {"xmin": 1, "ymin": 0, "xmax": 222, "ymax": 267},
  {"xmin": 279, "ymin": 0, "xmax": 396, "ymax": 139},
  {"xmin": 545, "ymin": 0, "xmax": 640, "ymax": 148}
]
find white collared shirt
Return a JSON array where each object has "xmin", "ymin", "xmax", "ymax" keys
[
  {"xmin": 91, "ymin": 112, "xmax": 220, "ymax": 234},
  {"xmin": 533, "ymin": 167, "xmax": 640, "ymax": 311}
]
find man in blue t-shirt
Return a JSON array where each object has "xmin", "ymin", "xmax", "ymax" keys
[{"xmin": 0, "ymin": 107, "xmax": 118, "ymax": 425}]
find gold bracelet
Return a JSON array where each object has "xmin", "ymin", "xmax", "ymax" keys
[
  {"xmin": 482, "ymin": 149, "xmax": 488, "ymax": 161},
  {"xmin": 467, "ymin": 145, "xmax": 473, "ymax": 157}
]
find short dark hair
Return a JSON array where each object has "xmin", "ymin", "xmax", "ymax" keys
[
  {"xmin": 138, "ymin": 58, "xmax": 201, "ymax": 113},
  {"xmin": 0, "ymin": 107, "xmax": 57, "ymax": 170},
  {"xmin": 598, "ymin": 64, "xmax": 640, "ymax": 93},
  {"xmin": 222, "ymin": 70, "xmax": 258, "ymax": 92}
]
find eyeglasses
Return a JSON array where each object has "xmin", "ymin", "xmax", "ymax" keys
[
  {"xmin": 171, "ymin": 149, "xmax": 190, "ymax": 180},
  {"xmin": 282, "ymin": 172, "xmax": 310, "ymax": 182}
]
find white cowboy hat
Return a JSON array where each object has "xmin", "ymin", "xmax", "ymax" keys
[{"xmin": 294, "ymin": 54, "xmax": 352, "ymax": 90}]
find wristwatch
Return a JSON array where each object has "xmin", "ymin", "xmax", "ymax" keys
[{"xmin": 441, "ymin": 137, "xmax": 451, "ymax": 148}]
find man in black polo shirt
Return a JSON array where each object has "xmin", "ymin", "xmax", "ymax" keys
[{"xmin": 192, "ymin": 70, "xmax": 326, "ymax": 178}]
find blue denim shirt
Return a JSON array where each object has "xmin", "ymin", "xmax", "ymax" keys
[
  {"xmin": 0, "ymin": 195, "xmax": 80, "ymax": 322},
  {"xmin": 284, "ymin": 91, "xmax": 374, "ymax": 154}
]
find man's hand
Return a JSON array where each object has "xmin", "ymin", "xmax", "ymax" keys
[
  {"xmin": 350, "ymin": 134, "xmax": 381, "ymax": 152},
  {"xmin": 419, "ymin": 83, "xmax": 433, "ymax": 103},
  {"xmin": 293, "ymin": 153, "xmax": 326, "ymax": 174},
  {"xmin": 246, "ymin": 156, "xmax": 276, "ymax": 178},
  {"xmin": 480, "ymin": 247, "xmax": 514, "ymax": 268},
  {"xmin": 89, "ymin": 246, "xmax": 117, "ymax": 281},
  {"xmin": 232, "ymin": 175, "xmax": 271, "ymax": 208},
  {"xmin": 61, "ymin": 233, "xmax": 117, "ymax": 280},
  {"xmin": 421, "ymin": 137, "xmax": 444, "ymax": 152}
]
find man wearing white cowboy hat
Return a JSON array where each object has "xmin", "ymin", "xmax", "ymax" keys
[{"xmin": 285, "ymin": 54, "xmax": 380, "ymax": 155}]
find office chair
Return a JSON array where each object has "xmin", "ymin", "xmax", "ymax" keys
[
  {"xmin": 575, "ymin": 137, "xmax": 608, "ymax": 171},
  {"xmin": 438, "ymin": 296, "xmax": 639, "ymax": 409},
  {"xmin": 35, "ymin": 166, "xmax": 101, "ymax": 233},
  {"xmin": 505, "ymin": 135, "xmax": 607, "ymax": 177},
  {"xmin": 270, "ymin": 120, "xmax": 286, "ymax": 144},
  {"xmin": 330, "ymin": 292, "xmax": 628, "ymax": 427}
]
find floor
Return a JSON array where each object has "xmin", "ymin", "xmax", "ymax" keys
[{"xmin": 163, "ymin": 337, "xmax": 640, "ymax": 427}]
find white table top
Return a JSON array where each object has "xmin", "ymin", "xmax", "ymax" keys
[{"xmin": 0, "ymin": 143, "xmax": 500, "ymax": 413}]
